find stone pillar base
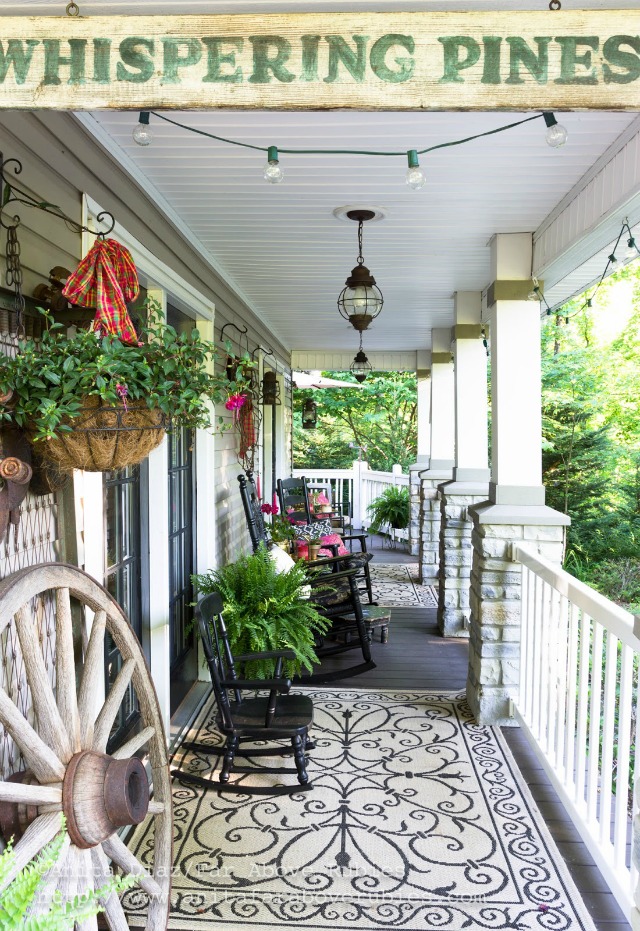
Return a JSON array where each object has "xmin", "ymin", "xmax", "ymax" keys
[
  {"xmin": 409, "ymin": 461, "xmax": 428, "ymax": 557},
  {"xmin": 419, "ymin": 468, "xmax": 453, "ymax": 584},
  {"xmin": 466, "ymin": 502, "xmax": 570, "ymax": 726},
  {"xmin": 437, "ymin": 481, "xmax": 489, "ymax": 638}
]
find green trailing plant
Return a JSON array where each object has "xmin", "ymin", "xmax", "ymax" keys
[
  {"xmin": 0, "ymin": 816, "xmax": 136, "ymax": 929},
  {"xmin": 0, "ymin": 300, "xmax": 254, "ymax": 443},
  {"xmin": 269, "ymin": 515, "xmax": 297, "ymax": 545},
  {"xmin": 367, "ymin": 485, "xmax": 410, "ymax": 533},
  {"xmin": 192, "ymin": 546, "xmax": 330, "ymax": 678}
]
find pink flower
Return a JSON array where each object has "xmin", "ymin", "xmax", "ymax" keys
[
  {"xmin": 225, "ymin": 392, "xmax": 247, "ymax": 412},
  {"xmin": 115, "ymin": 382, "xmax": 129, "ymax": 412},
  {"xmin": 260, "ymin": 503, "xmax": 279, "ymax": 516}
]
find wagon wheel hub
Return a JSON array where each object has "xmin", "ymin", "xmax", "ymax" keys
[{"xmin": 63, "ymin": 750, "xmax": 150, "ymax": 849}]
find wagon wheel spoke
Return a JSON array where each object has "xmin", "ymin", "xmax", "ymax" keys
[
  {"xmin": 0, "ymin": 812, "xmax": 62, "ymax": 894},
  {"xmin": 101, "ymin": 833, "xmax": 162, "ymax": 898},
  {"xmin": 75, "ymin": 848, "xmax": 99, "ymax": 930},
  {"xmin": 0, "ymin": 781, "xmax": 62, "ymax": 806},
  {"xmin": 14, "ymin": 607, "xmax": 72, "ymax": 763},
  {"xmin": 0, "ymin": 684, "xmax": 65, "ymax": 783},
  {"xmin": 77, "ymin": 609, "xmax": 107, "ymax": 748},
  {"xmin": 92, "ymin": 657, "xmax": 136, "ymax": 753},
  {"xmin": 111, "ymin": 725, "xmax": 155, "ymax": 761},
  {"xmin": 55, "ymin": 587, "xmax": 82, "ymax": 755},
  {"xmin": 25, "ymin": 833, "xmax": 72, "ymax": 917},
  {"xmin": 147, "ymin": 799, "xmax": 165, "ymax": 816},
  {"xmin": 91, "ymin": 845, "xmax": 130, "ymax": 931}
]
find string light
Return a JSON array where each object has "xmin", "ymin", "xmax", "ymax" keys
[
  {"xmin": 132, "ymin": 111, "xmax": 153, "ymax": 147},
  {"xmin": 264, "ymin": 146, "xmax": 284, "ymax": 184},
  {"xmin": 543, "ymin": 112, "xmax": 568, "ymax": 148},
  {"xmin": 147, "ymin": 111, "xmax": 556, "ymax": 186},
  {"xmin": 625, "ymin": 235, "xmax": 639, "ymax": 260},
  {"xmin": 405, "ymin": 150, "xmax": 426, "ymax": 190}
]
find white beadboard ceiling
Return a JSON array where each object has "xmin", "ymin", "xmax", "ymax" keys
[{"xmin": 6, "ymin": 0, "xmax": 637, "ymax": 354}]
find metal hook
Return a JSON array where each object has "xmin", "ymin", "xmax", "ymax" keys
[{"xmin": 220, "ymin": 321, "xmax": 249, "ymax": 345}]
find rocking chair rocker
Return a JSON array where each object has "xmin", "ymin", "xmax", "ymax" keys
[
  {"xmin": 238, "ymin": 471, "xmax": 376, "ymax": 683},
  {"xmin": 172, "ymin": 591, "xmax": 315, "ymax": 796}
]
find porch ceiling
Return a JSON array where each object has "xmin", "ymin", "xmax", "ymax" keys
[{"xmin": 8, "ymin": 1, "xmax": 637, "ymax": 355}]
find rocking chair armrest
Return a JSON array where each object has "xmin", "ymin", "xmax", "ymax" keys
[
  {"xmin": 309, "ymin": 566, "xmax": 359, "ymax": 584},
  {"xmin": 341, "ymin": 533, "xmax": 368, "ymax": 544},
  {"xmin": 221, "ymin": 677, "xmax": 292, "ymax": 692},
  {"xmin": 232, "ymin": 648, "xmax": 297, "ymax": 662},
  {"xmin": 305, "ymin": 554, "xmax": 354, "ymax": 570}
]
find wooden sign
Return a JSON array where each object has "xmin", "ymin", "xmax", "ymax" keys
[{"xmin": 0, "ymin": 12, "xmax": 639, "ymax": 110}]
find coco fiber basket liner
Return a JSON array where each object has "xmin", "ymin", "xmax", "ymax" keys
[{"xmin": 32, "ymin": 396, "xmax": 166, "ymax": 472}]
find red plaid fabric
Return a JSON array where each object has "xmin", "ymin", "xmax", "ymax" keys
[{"xmin": 62, "ymin": 238, "xmax": 139, "ymax": 344}]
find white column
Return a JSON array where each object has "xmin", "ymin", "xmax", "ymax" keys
[
  {"xmin": 488, "ymin": 233, "xmax": 544, "ymax": 506},
  {"xmin": 452, "ymin": 292, "xmax": 489, "ymax": 483},
  {"xmin": 428, "ymin": 328, "xmax": 455, "ymax": 471},
  {"xmin": 416, "ymin": 350, "xmax": 431, "ymax": 463}
]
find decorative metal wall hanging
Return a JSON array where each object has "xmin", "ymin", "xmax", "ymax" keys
[{"xmin": 337, "ymin": 209, "xmax": 383, "ymax": 332}]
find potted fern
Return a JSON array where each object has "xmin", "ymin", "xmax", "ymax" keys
[
  {"xmin": 367, "ymin": 485, "xmax": 410, "ymax": 533},
  {"xmin": 192, "ymin": 546, "xmax": 330, "ymax": 678}
]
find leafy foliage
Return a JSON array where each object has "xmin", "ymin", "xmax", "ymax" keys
[
  {"xmin": 367, "ymin": 486, "xmax": 410, "ymax": 532},
  {"xmin": 0, "ymin": 299, "xmax": 253, "ymax": 442},
  {"xmin": 0, "ymin": 816, "xmax": 136, "ymax": 929},
  {"xmin": 293, "ymin": 372, "xmax": 417, "ymax": 472},
  {"xmin": 192, "ymin": 546, "xmax": 330, "ymax": 678}
]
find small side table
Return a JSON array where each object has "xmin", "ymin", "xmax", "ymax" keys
[{"xmin": 337, "ymin": 607, "xmax": 391, "ymax": 644}]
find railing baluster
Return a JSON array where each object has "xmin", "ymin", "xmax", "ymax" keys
[
  {"xmin": 613, "ymin": 645, "xmax": 632, "ymax": 870},
  {"xmin": 575, "ymin": 612, "xmax": 591, "ymax": 810},
  {"xmin": 599, "ymin": 631, "xmax": 617, "ymax": 847},
  {"xmin": 519, "ymin": 566, "xmax": 530, "ymax": 721},
  {"xmin": 564, "ymin": 602, "xmax": 580, "ymax": 793},
  {"xmin": 586, "ymin": 620, "xmax": 604, "ymax": 825},
  {"xmin": 538, "ymin": 581, "xmax": 552, "ymax": 753},
  {"xmin": 531, "ymin": 574, "xmax": 542, "ymax": 740},
  {"xmin": 554, "ymin": 594, "xmax": 570, "ymax": 778}
]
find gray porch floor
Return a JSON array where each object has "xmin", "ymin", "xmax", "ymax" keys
[{"xmin": 318, "ymin": 604, "xmax": 631, "ymax": 930}]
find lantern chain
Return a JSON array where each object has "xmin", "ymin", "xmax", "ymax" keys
[
  {"xmin": 66, "ymin": 2, "xmax": 80, "ymax": 15},
  {"xmin": 5, "ymin": 225, "xmax": 25, "ymax": 337},
  {"xmin": 357, "ymin": 220, "xmax": 364, "ymax": 265}
]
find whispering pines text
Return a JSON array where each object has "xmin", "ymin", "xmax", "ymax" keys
[{"xmin": 0, "ymin": 33, "xmax": 639, "ymax": 87}]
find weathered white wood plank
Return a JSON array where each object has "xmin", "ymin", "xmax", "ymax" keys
[
  {"xmin": 77, "ymin": 609, "xmax": 107, "ymax": 748},
  {"xmin": 101, "ymin": 834, "xmax": 162, "ymax": 898},
  {"xmin": 55, "ymin": 587, "xmax": 82, "ymax": 756},
  {"xmin": 111, "ymin": 725, "xmax": 155, "ymax": 760},
  {"xmin": 0, "ymin": 685, "xmax": 66, "ymax": 783},
  {"xmin": 92, "ymin": 657, "xmax": 136, "ymax": 753}
]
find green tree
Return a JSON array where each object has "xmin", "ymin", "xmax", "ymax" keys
[{"xmin": 293, "ymin": 372, "xmax": 417, "ymax": 472}]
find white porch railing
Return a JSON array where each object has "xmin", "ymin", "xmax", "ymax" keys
[
  {"xmin": 511, "ymin": 541, "xmax": 639, "ymax": 922},
  {"xmin": 292, "ymin": 461, "xmax": 409, "ymax": 535}
]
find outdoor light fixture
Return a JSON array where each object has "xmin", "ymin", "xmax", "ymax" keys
[
  {"xmin": 337, "ymin": 209, "xmax": 383, "ymax": 332},
  {"xmin": 302, "ymin": 398, "xmax": 317, "ymax": 429},
  {"xmin": 405, "ymin": 150, "xmax": 426, "ymax": 190},
  {"xmin": 264, "ymin": 146, "xmax": 284, "ymax": 184},
  {"xmin": 543, "ymin": 112, "xmax": 568, "ymax": 148},
  {"xmin": 625, "ymin": 235, "xmax": 639, "ymax": 260},
  {"xmin": 262, "ymin": 370, "xmax": 281, "ymax": 405},
  {"xmin": 350, "ymin": 336, "xmax": 372, "ymax": 383},
  {"xmin": 608, "ymin": 252, "xmax": 618, "ymax": 265},
  {"xmin": 133, "ymin": 112, "xmax": 153, "ymax": 147}
]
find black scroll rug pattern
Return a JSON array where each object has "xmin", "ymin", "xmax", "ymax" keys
[{"xmin": 124, "ymin": 691, "xmax": 595, "ymax": 930}]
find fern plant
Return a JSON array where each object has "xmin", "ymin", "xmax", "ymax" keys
[
  {"xmin": 367, "ymin": 485, "xmax": 410, "ymax": 533},
  {"xmin": 193, "ymin": 546, "xmax": 330, "ymax": 678},
  {"xmin": 0, "ymin": 816, "xmax": 136, "ymax": 930}
]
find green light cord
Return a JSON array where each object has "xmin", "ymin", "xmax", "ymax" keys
[{"xmin": 149, "ymin": 110, "xmax": 544, "ymax": 158}]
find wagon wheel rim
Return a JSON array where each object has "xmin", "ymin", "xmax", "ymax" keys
[{"xmin": 0, "ymin": 563, "xmax": 172, "ymax": 930}]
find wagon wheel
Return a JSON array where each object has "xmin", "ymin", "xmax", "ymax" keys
[{"xmin": 0, "ymin": 563, "xmax": 172, "ymax": 929}]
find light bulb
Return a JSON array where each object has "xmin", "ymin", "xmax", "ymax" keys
[
  {"xmin": 624, "ymin": 237, "xmax": 638, "ymax": 261},
  {"xmin": 405, "ymin": 149, "xmax": 426, "ymax": 190},
  {"xmin": 264, "ymin": 145, "xmax": 283, "ymax": 184},
  {"xmin": 608, "ymin": 252, "xmax": 618, "ymax": 265},
  {"xmin": 543, "ymin": 112, "xmax": 568, "ymax": 148},
  {"xmin": 133, "ymin": 112, "xmax": 153, "ymax": 146}
]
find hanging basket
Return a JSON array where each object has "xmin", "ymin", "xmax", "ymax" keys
[{"xmin": 30, "ymin": 396, "xmax": 167, "ymax": 473}]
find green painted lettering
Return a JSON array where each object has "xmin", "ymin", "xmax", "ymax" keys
[
  {"xmin": 202, "ymin": 37, "xmax": 243, "ymax": 83},
  {"xmin": 324, "ymin": 35, "xmax": 368, "ymax": 83},
  {"xmin": 0, "ymin": 39, "xmax": 38, "ymax": 85},
  {"xmin": 555, "ymin": 36, "xmax": 598, "ymax": 84},
  {"xmin": 602, "ymin": 35, "xmax": 640, "ymax": 83},
  {"xmin": 43, "ymin": 39, "xmax": 86, "ymax": 85},
  {"xmin": 369, "ymin": 34, "xmax": 414, "ymax": 83},
  {"xmin": 505, "ymin": 37, "xmax": 550, "ymax": 84},
  {"xmin": 117, "ymin": 37, "xmax": 155, "ymax": 83},
  {"xmin": 162, "ymin": 38, "xmax": 202, "ymax": 84},
  {"xmin": 300, "ymin": 35, "xmax": 320, "ymax": 82},
  {"xmin": 438, "ymin": 36, "xmax": 481, "ymax": 83},
  {"xmin": 93, "ymin": 38, "xmax": 111, "ymax": 84},
  {"xmin": 481, "ymin": 36, "xmax": 502, "ymax": 84},
  {"xmin": 248, "ymin": 35, "xmax": 295, "ymax": 83}
]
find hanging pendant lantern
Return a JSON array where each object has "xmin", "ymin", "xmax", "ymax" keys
[
  {"xmin": 350, "ymin": 338, "xmax": 372, "ymax": 383},
  {"xmin": 262, "ymin": 370, "xmax": 280, "ymax": 405},
  {"xmin": 302, "ymin": 398, "xmax": 317, "ymax": 429},
  {"xmin": 337, "ymin": 210, "xmax": 383, "ymax": 332}
]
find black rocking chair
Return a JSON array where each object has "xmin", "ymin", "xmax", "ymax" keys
[
  {"xmin": 172, "ymin": 591, "xmax": 315, "ymax": 796},
  {"xmin": 238, "ymin": 471, "xmax": 376, "ymax": 683}
]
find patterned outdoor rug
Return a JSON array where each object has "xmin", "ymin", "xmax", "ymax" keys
[
  {"xmin": 370, "ymin": 563, "xmax": 437, "ymax": 607},
  {"xmin": 125, "ymin": 690, "xmax": 595, "ymax": 930}
]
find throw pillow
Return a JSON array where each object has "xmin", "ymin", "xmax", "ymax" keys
[{"xmin": 294, "ymin": 519, "xmax": 332, "ymax": 541}]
